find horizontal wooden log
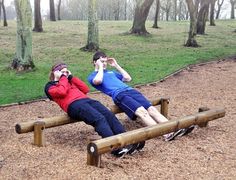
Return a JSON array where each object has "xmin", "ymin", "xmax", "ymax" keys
[
  {"xmin": 87, "ymin": 108, "xmax": 225, "ymax": 156},
  {"xmin": 15, "ymin": 98, "xmax": 169, "ymax": 134}
]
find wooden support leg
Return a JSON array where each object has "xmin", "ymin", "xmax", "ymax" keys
[
  {"xmin": 87, "ymin": 135, "xmax": 101, "ymax": 167},
  {"xmin": 161, "ymin": 98, "xmax": 169, "ymax": 118},
  {"xmin": 87, "ymin": 153, "xmax": 101, "ymax": 167},
  {"xmin": 33, "ymin": 121, "xmax": 46, "ymax": 147},
  {"xmin": 198, "ymin": 107, "xmax": 210, "ymax": 127}
]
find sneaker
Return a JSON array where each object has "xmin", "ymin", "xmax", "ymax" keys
[
  {"xmin": 164, "ymin": 129, "xmax": 183, "ymax": 141},
  {"xmin": 127, "ymin": 141, "xmax": 146, "ymax": 154},
  {"xmin": 111, "ymin": 147, "xmax": 130, "ymax": 158},
  {"xmin": 178, "ymin": 125, "xmax": 195, "ymax": 137},
  {"xmin": 136, "ymin": 141, "xmax": 145, "ymax": 151}
]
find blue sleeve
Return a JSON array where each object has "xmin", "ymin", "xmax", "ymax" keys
[
  {"xmin": 87, "ymin": 73, "xmax": 96, "ymax": 86},
  {"xmin": 113, "ymin": 71, "xmax": 123, "ymax": 80}
]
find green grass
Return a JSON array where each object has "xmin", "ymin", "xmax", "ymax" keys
[{"xmin": 0, "ymin": 20, "xmax": 235, "ymax": 105}]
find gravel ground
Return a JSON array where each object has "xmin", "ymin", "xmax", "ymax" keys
[{"xmin": 0, "ymin": 58, "xmax": 236, "ymax": 180}]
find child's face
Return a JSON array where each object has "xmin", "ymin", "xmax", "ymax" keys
[{"xmin": 60, "ymin": 68, "xmax": 69, "ymax": 77}]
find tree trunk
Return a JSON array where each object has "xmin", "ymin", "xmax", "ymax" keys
[
  {"xmin": 49, "ymin": 0, "xmax": 56, "ymax": 21},
  {"xmin": 197, "ymin": 0, "xmax": 210, "ymax": 34},
  {"xmin": 124, "ymin": 0, "xmax": 127, "ymax": 20},
  {"xmin": 57, "ymin": 0, "xmax": 61, "ymax": 20},
  {"xmin": 152, "ymin": 0, "xmax": 160, "ymax": 28},
  {"xmin": 230, "ymin": 0, "xmax": 235, "ymax": 19},
  {"xmin": 0, "ymin": 1, "xmax": 2, "ymax": 21},
  {"xmin": 210, "ymin": 0, "xmax": 216, "ymax": 26},
  {"xmin": 174, "ymin": 0, "xmax": 177, "ymax": 21},
  {"xmin": 216, "ymin": 0, "xmax": 224, "ymax": 19},
  {"xmin": 130, "ymin": 0, "xmax": 154, "ymax": 35},
  {"xmin": 2, "ymin": 0, "xmax": 7, "ymax": 26},
  {"xmin": 12, "ymin": 0, "xmax": 34, "ymax": 71},
  {"xmin": 185, "ymin": 0, "xmax": 199, "ymax": 47},
  {"xmin": 82, "ymin": 0, "xmax": 99, "ymax": 51},
  {"xmin": 33, "ymin": 0, "xmax": 43, "ymax": 32}
]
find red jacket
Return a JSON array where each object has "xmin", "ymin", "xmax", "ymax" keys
[{"xmin": 45, "ymin": 75, "xmax": 89, "ymax": 112}]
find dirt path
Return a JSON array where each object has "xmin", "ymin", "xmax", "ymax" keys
[{"xmin": 0, "ymin": 58, "xmax": 236, "ymax": 179}]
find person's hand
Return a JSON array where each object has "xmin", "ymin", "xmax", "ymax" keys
[
  {"xmin": 107, "ymin": 58, "xmax": 117, "ymax": 67},
  {"xmin": 54, "ymin": 70, "xmax": 63, "ymax": 81},
  {"xmin": 95, "ymin": 59, "xmax": 104, "ymax": 68},
  {"xmin": 67, "ymin": 70, "xmax": 72, "ymax": 76}
]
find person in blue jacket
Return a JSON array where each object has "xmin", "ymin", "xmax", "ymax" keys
[{"xmin": 88, "ymin": 51, "xmax": 195, "ymax": 141}]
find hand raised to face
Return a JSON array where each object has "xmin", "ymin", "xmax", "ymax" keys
[
  {"xmin": 107, "ymin": 58, "xmax": 117, "ymax": 67},
  {"xmin": 54, "ymin": 70, "xmax": 63, "ymax": 81}
]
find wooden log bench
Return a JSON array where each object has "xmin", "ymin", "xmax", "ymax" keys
[
  {"xmin": 15, "ymin": 97, "xmax": 170, "ymax": 147},
  {"xmin": 87, "ymin": 107, "xmax": 225, "ymax": 167}
]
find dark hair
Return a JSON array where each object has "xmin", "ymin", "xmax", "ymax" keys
[{"xmin": 93, "ymin": 51, "xmax": 107, "ymax": 61}]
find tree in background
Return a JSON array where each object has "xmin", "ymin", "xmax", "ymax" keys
[
  {"xmin": 57, "ymin": 0, "xmax": 61, "ymax": 20},
  {"xmin": 161, "ymin": 0, "xmax": 172, "ymax": 21},
  {"xmin": 216, "ymin": 0, "xmax": 225, "ymax": 19},
  {"xmin": 130, "ymin": 0, "xmax": 154, "ymax": 35},
  {"xmin": 49, "ymin": 0, "xmax": 56, "ymax": 21},
  {"xmin": 12, "ymin": 0, "xmax": 34, "ymax": 71},
  {"xmin": 230, "ymin": 0, "xmax": 235, "ymax": 19},
  {"xmin": 197, "ymin": 0, "xmax": 210, "ymax": 34},
  {"xmin": 1, "ymin": 0, "xmax": 7, "ymax": 26},
  {"xmin": 82, "ymin": 0, "xmax": 99, "ymax": 51},
  {"xmin": 185, "ymin": 0, "xmax": 200, "ymax": 47},
  {"xmin": 33, "ymin": 0, "xmax": 43, "ymax": 32},
  {"xmin": 152, "ymin": 0, "xmax": 160, "ymax": 28},
  {"xmin": 0, "ymin": 0, "xmax": 1, "ymax": 21},
  {"xmin": 210, "ymin": 0, "xmax": 216, "ymax": 25}
]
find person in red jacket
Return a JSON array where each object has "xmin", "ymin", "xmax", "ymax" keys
[{"xmin": 44, "ymin": 62, "xmax": 142, "ymax": 157}]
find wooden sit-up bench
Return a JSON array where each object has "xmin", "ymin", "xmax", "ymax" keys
[
  {"xmin": 15, "ymin": 97, "xmax": 170, "ymax": 147},
  {"xmin": 87, "ymin": 107, "xmax": 225, "ymax": 167}
]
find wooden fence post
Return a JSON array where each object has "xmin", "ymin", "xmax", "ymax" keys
[{"xmin": 33, "ymin": 121, "xmax": 45, "ymax": 147}]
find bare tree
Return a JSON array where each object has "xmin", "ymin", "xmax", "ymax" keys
[
  {"xmin": 185, "ymin": 0, "xmax": 200, "ymax": 47},
  {"xmin": 197, "ymin": 0, "xmax": 210, "ymax": 34},
  {"xmin": 173, "ymin": 0, "xmax": 177, "ymax": 21},
  {"xmin": 82, "ymin": 0, "xmax": 99, "ymax": 51},
  {"xmin": 230, "ymin": 0, "xmax": 236, "ymax": 19},
  {"xmin": 210, "ymin": 0, "xmax": 216, "ymax": 25},
  {"xmin": 49, "ymin": 0, "xmax": 56, "ymax": 21},
  {"xmin": 1, "ymin": 0, "xmax": 7, "ymax": 26},
  {"xmin": 130, "ymin": 0, "xmax": 154, "ymax": 35},
  {"xmin": 152, "ymin": 0, "xmax": 160, "ymax": 28},
  {"xmin": 57, "ymin": 0, "xmax": 61, "ymax": 20},
  {"xmin": 161, "ymin": 0, "xmax": 172, "ymax": 21},
  {"xmin": 215, "ymin": 0, "xmax": 224, "ymax": 19},
  {"xmin": 0, "ymin": 0, "xmax": 2, "ymax": 21},
  {"xmin": 12, "ymin": 0, "xmax": 34, "ymax": 71},
  {"xmin": 33, "ymin": 0, "xmax": 43, "ymax": 32}
]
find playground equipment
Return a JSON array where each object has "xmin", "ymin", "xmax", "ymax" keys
[
  {"xmin": 87, "ymin": 107, "xmax": 225, "ymax": 167},
  {"xmin": 15, "ymin": 97, "xmax": 169, "ymax": 147}
]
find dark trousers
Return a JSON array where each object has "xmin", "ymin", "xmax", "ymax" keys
[{"xmin": 67, "ymin": 98, "xmax": 125, "ymax": 138}]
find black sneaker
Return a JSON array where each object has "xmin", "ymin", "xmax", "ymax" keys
[
  {"xmin": 164, "ymin": 129, "xmax": 184, "ymax": 141},
  {"xmin": 111, "ymin": 147, "xmax": 130, "ymax": 158},
  {"xmin": 178, "ymin": 125, "xmax": 195, "ymax": 137},
  {"xmin": 136, "ymin": 141, "xmax": 145, "ymax": 151}
]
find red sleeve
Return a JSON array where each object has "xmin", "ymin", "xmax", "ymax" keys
[
  {"xmin": 48, "ymin": 76, "xmax": 70, "ymax": 98},
  {"xmin": 71, "ymin": 77, "xmax": 90, "ymax": 94}
]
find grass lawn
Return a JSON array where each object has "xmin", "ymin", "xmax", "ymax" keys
[{"xmin": 0, "ymin": 20, "xmax": 235, "ymax": 105}]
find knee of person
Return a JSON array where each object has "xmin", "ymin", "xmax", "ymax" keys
[
  {"xmin": 136, "ymin": 106, "xmax": 149, "ymax": 116},
  {"xmin": 148, "ymin": 106, "xmax": 157, "ymax": 113}
]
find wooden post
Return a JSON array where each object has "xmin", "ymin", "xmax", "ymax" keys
[
  {"xmin": 87, "ymin": 108, "xmax": 225, "ymax": 157},
  {"xmin": 160, "ymin": 98, "xmax": 169, "ymax": 118},
  {"xmin": 15, "ymin": 98, "xmax": 168, "ymax": 134},
  {"xmin": 33, "ymin": 121, "xmax": 45, "ymax": 147},
  {"xmin": 198, "ymin": 107, "xmax": 210, "ymax": 127},
  {"xmin": 87, "ymin": 135, "xmax": 101, "ymax": 167}
]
